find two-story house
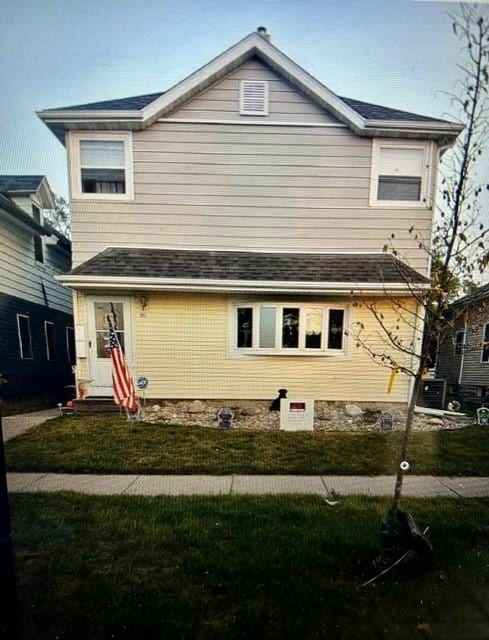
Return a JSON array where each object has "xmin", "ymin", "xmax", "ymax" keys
[
  {"xmin": 436, "ymin": 283, "xmax": 489, "ymax": 403},
  {"xmin": 0, "ymin": 175, "xmax": 74, "ymax": 398},
  {"xmin": 38, "ymin": 29, "xmax": 462, "ymax": 410}
]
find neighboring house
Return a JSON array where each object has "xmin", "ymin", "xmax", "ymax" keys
[
  {"xmin": 37, "ymin": 29, "xmax": 462, "ymax": 407},
  {"xmin": 0, "ymin": 175, "xmax": 74, "ymax": 397},
  {"xmin": 436, "ymin": 283, "xmax": 489, "ymax": 403}
]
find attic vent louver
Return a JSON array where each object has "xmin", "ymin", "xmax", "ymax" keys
[{"xmin": 240, "ymin": 80, "xmax": 269, "ymax": 116}]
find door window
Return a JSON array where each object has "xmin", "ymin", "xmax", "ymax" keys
[{"xmin": 94, "ymin": 302, "xmax": 125, "ymax": 358}]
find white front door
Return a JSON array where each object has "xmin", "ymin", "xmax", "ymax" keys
[{"xmin": 87, "ymin": 296, "xmax": 133, "ymax": 396}]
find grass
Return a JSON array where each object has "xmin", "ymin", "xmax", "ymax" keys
[
  {"xmin": 0, "ymin": 394, "xmax": 57, "ymax": 416},
  {"xmin": 5, "ymin": 414, "xmax": 489, "ymax": 476},
  {"xmin": 10, "ymin": 493, "xmax": 489, "ymax": 640}
]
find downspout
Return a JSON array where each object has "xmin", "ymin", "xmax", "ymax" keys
[
  {"xmin": 458, "ymin": 319, "xmax": 467, "ymax": 386},
  {"xmin": 408, "ymin": 303, "xmax": 426, "ymax": 406}
]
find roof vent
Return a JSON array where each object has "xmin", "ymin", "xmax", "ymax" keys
[{"xmin": 257, "ymin": 26, "xmax": 271, "ymax": 42}]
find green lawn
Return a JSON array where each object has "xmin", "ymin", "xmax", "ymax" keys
[
  {"xmin": 0, "ymin": 394, "xmax": 56, "ymax": 416},
  {"xmin": 5, "ymin": 414, "xmax": 489, "ymax": 476},
  {"xmin": 10, "ymin": 493, "xmax": 489, "ymax": 640}
]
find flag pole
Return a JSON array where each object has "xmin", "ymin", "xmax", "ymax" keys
[{"xmin": 0, "ymin": 411, "xmax": 21, "ymax": 638}]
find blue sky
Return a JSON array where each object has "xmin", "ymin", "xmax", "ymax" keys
[{"xmin": 0, "ymin": 0, "xmax": 487, "ymax": 199}]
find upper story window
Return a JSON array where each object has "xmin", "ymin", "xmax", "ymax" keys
[
  {"xmin": 370, "ymin": 141, "xmax": 430, "ymax": 207},
  {"xmin": 234, "ymin": 303, "xmax": 346, "ymax": 355},
  {"xmin": 32, "ymin": 205, "xmax": 44, "ymax": 263},
  {"xmin": 68, "ymin": 132, "xmax": 133, "ymax": 200},
  {"xmin": 239, "ymin": 80, "xmax": 269, "ymax": 116}
]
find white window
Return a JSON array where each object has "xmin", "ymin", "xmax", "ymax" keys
[
  {"xmin": 482, "ymin": 323, "xmax": 489, "ymax": 363},
  {"xmin": 454, "ymin": 330, "xmax": 464, "ymax": 355},
  {"xmin": 240, "ymin": 80, "xmax": 269, "ymax": 116},
  {"xmin": 44, "ymin": 321, "xmax": 56, "ymax": 361},
  {"xmin": 234, "ymin": 303, "xmax": 346, "ymax": 355},
  {"xmin": 370, "ymin": 141, "xmax": 430, "ymax": 207},
  {"xmin": 17, "ymin": 314, "xmax": 33, "ymax": 360},
  {"xmin": 68, "ymin": 132, "xmax": 133, "ymax": 200}
]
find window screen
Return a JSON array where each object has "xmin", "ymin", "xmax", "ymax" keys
[
  {"xmin": 377, "ymin": 147, "xmax": 424, "ymax": 202},
  {"xmin": 80, "ymin": 140, "xmax": 126, "ymax": 194}
]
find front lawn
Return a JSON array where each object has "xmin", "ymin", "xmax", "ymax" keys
[
  {"xmin": 5, "ymin": 415, "xmax": 489, "ymax": 476},
  {"xmin": 10, "ymin": 493, "xmax": 489, "ymax": 640}
]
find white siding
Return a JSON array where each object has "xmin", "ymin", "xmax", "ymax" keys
[{"xmin": 0, "ymin": 215, "xmax": 72, "ymax": 314}]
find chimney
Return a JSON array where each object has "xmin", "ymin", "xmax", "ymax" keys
[{"xmin": 257, "ymin": 26, "xmax": 271, "ymax": 42}]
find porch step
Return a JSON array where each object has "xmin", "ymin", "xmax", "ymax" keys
[{"xmin": 73, "ymin": 398, "xmax": 121, "ymax": 414}]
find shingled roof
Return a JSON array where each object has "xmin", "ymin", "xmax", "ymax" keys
[
  {"xmin": 0, "ymin": 175, "xmax": 45, "ymax": 194},
  {"xmin": 68, "ymin": 247, "xmax": 428, "ymax": 285},
  {"xmin": 46, "ymin": 89, "xmax": 449, "ymax": 125}
]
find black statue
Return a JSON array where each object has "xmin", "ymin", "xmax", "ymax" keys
[{"xmin": 270, "ymin": 388, "xmax": 288, "ymax": 412}]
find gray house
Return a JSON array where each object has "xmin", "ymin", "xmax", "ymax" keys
[
  {"xmin": 0, "ymin": 175, "xmax": 74, "ymax": 398},
  {"xmin": 436, "ymin": 283, "xmax": 489, "ymax": 402}
]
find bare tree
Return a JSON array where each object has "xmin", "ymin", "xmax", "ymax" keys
[{"xmin": 354, "ymin": 4, "xmax": 489, "ymax": 513}]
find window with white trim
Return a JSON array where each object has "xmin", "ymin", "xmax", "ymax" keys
[
  {"xmin": 70, "ymin": 133, "xmax": 133, "ymax": 200},
  {"xmin": 370, "ymin": 141, "xmax": 429, "ymax": 206},
  {"xmin": 44, "ymin": 321, "xmax": 56, "ymax": 361},
  {"xmin": 454, "ymin": 330, "xmax": 464, "ymax": 355},
  {"xmin": 234, "ymin": 303, "xmax": 346, "ymax": 355},
  {"xmin": 240, "ymin": 80, "xmax": 269, "ymax": 116},
  {"xmin": 32, "ymin": 205, "xmax": 44, "ymax": 263},
  {"xmin": 482, "ymin": 323, "xmax": 489, "ymax": 363},
  {"xmin": 17, "ymin": 314, "xmax": 33, "ymax": 360}
]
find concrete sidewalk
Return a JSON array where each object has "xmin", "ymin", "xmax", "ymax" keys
[
  {"xmin": 2, "ymin": 408, "xmax": 58, "ymax": 442},
  {"xmin": 6, "ymin": 473, "xmax": 489, "ymax": 497}
]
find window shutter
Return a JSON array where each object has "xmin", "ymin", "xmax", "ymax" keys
[{"xmin": 240, "ymin": 80, "xmax": 268, "ymax": 115}]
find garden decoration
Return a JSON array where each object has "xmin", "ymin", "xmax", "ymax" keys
[
  {"xmin": 217, "ymin": 407, "xmax": 234, "ymax": 429},
  {"xmin": 477, "ymin": 406, "xmax": 489, "ymax": 426},
  {"xmin": 269, "ymin": 388, "xmax": 288, "ymax": 411},
  {"xmin": 137, "ymin": 376, "xmax": 149, "ymax": 407},
  {"xmin": 379, "ymin": 411, "xmax": 394, "ymax": 432}
]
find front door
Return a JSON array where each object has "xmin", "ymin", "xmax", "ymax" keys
[{"xmin": 87, "ymin": 296, "xmax": 133, "ymax": 396}]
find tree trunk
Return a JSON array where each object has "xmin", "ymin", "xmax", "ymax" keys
[{"xmin": 391, "ymin": 369, "xmax": 424, "ymax": 512}]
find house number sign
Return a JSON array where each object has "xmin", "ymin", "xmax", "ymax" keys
[{"xmin": 280, "ymin": 399, "xmax": 314, "ymax": 431}]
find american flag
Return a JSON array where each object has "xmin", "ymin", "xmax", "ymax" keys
[{"xmin": 105, "ymin": 324, "xmax": 138, "ymax": 413}]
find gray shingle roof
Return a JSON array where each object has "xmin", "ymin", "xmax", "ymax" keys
[
  {"xmin": 68, "ymin": 247, "xmax": 428, "ymax": 284},
  {"xmin": 452, "ymin": 282, "xmax": 489, "ymax": 308},
  {"xmin": 47, "ymin": 92, "xmax": 165, "ymax": 112},
  {"xmin": 0, "ymin": 175, "xmax": 45, "ymax": 194},
  {"xmin": 45, "ymin": 89, "xmax": 449, "ymax": 125},
  {"xmin": 339, "ymin": 97, "xmax": 448, "ymax": 124}
]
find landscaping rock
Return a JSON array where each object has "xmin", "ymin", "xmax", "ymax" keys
[
  {"xmin": 151, "ymin": 404, "xmax": 161, "ymax": 412},
  {"xmin": 186, "ymin": 400, "xmax": 206, "ymax": 414},
  {"xmin": 345, "ymin": 404, "xmax": 363, "ymax": 418}
]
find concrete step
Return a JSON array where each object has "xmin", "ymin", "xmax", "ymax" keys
[{"xmin": 73, "ymin": 398, "xmax": 121, "ymax": 414}]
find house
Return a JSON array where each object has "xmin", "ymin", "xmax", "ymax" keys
[
  {"xmin": 37, "ymin": 28, "xmax": 462, "ymax": 410},
  {"xmin": 435, "ymin": 283, "xmax": 489, "ymax": 403},
  {"xmin": 0, "ymin": 175, "xmax": 74, "ymax": 398}
]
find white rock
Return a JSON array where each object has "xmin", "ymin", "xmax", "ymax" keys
[
  {"xmin": 345, "ymin": 404, "xmax": 363, "ymax": 418},
  {"xmin": 151, "ymin": 404, "xmax": 161, "ymax": 412},
  {"xmin": 186, "ymin": 400, "xmax": 206, "ymax": 414}
]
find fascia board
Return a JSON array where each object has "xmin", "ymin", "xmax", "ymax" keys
[{"xmin": 58, "ymin": 274, "xmax": 429, "ymax": 294}]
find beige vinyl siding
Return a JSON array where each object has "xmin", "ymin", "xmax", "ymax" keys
[
  {"xmin": 70, "ymin": 120, "xmax": 433, "ymax": 272},
  {"xmin": 74, "ymin": 290, "xmax": 415, "ymax": 403},
  {"xmin": 167, "ymin": 58, "xmax": 338, "ymax": 123},
  {"xmin": 0, "ymin": 215, "xmax": 72, "ymax": 314}
]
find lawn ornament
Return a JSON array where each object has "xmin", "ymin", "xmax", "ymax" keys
[
  {"xmin": 270, "ymin": 388, "xmax": 288, "ymax": 411},
  {"xmin": 380, "ymin": 411, "xmax": 394, "ymax": 432},
  {"xmin": 477, "ymin": 406, "xmax": 489, "ymax": 426},
  {"xmin": 217, "ymin": 407, "xmax": 234, "ymax": 429}
]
